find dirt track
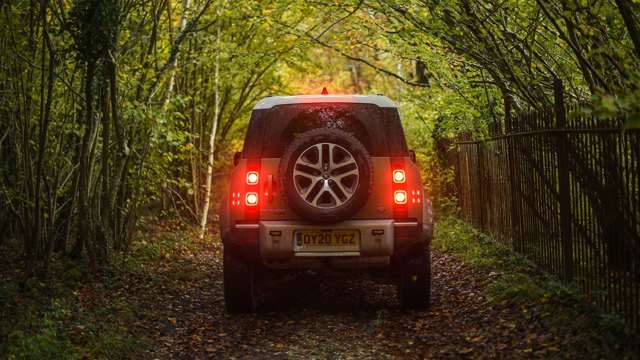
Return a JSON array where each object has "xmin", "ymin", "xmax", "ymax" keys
[{"xmin": 140, "ymin": 239, "xmax": 574, "ymax": 359}]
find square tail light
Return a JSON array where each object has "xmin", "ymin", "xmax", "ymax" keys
[
  {"xmin": 245, "ymin": 192, "xmax": 258, "ymax": 206},
  {"xmin": 246, "ymin": 171, "xmax": 259, "ymax": 185},
  {"xmin": 392, "ymin": 169, "xmax": 405, "ymax": 183},
  {"xmin": 394, "ymin": 190, "xmax": 407, "ymax": 205}
]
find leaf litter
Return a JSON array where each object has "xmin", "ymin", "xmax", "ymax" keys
[{"xmin": 121, "ymin": 233, "xmax": 636, "ymax": 359}]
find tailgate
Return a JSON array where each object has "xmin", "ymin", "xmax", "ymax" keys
[{"xmin": 259, "ymin": 157, "xmax": 394, "ymax": 220}]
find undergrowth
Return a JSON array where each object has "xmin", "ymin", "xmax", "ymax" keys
[
  {"xmin": 0, "ymin": 263, "xmax": 147, "ymax": 359},
  {"xmin": 0, "ymin": 219, "xmax": 200, "ymax": 359},
  {"xmin": 434, "ymin": 216, "xmax": 639, "ymax": 359}
]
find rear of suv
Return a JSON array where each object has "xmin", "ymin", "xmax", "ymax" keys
[{"xmin": 219, "ymin": 94, "xmax": 434, "ymax": 312}]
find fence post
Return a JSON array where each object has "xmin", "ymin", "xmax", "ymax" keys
[
  {"xmin": 505, "ymin": 95, "xmax": 521, "ymax": 252},
  {"xmin": 456, "ymin": 144, "xmax": 467, "ymax": 222},
  {"xmin": 476, "ymin": 142, "xmax": 486, "ymax": 231},
  {"xmin": 554, "ymin": 78, "xmax": 573, "ymax": 281}
]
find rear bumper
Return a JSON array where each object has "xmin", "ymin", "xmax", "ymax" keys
[{"xmin": 224, "ymin": 219, "xmax": 432, "ymax": 269}]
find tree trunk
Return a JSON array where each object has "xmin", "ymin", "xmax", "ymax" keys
[
  {"xmin": 615, "ymin": 0, "xmax": 640, "ymax": 60},
  {"xmin": 74, "ymin": 59, "xmax": 96, "ymax": 264},
  {"xmin": 199, "ymin": 0, "xmax": 222, "ymax": 240},
  {"xmin": 40, "ymin": 12, "xmax": 57, "ymax": 273},
  {"xmin": 162, "ymin": 0, "xmax": 192, "ymax": 108},
  {"xmin": 98, "ymin": 68, "xmax": 112, "ymax": 263}
]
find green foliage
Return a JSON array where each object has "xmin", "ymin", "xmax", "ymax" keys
[
  {"xmin": 4, "ymin": 314, "xmax": 72, "ymax": 360},
  {"xmin": 0, "ymin": 250, "xmax": 151, "ymax": 359},
  {"xmin": 434, "ymin": 216, "xmax": 515, "ymax": 269}
]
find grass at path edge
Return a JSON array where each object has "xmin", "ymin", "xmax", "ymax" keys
[{"xmin": 434, "ymin": 216, "xmax": 639, "ymax": 359}]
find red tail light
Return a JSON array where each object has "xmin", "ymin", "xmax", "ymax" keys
[
  {"xmin": 231, "ymin": 192, "xmax": 241, "ymax": 206},
  {"xmin": 411, "ymin": 190, "xmax": 421, "ymax": 204},
  {"xmin": 244, "ymin": 161, "xmax": 261, "ymax": 219},
  {"xmin": 394, "ymin": 190, "xmax": 407, "ymax": 204},
  {"xmin": 245, "ymin": 192, "xmax": 258, "ymax": 206},
  {"xmin": 391, "ymin": 159, "xmax": 408, "ymax": 218},
  {"xmin": 246, "ymin": 171, "xmax": 259, "ymax": 185},
  {"xmin": 392, "ymin": 169, "xmax": 405, "ymax": 183}
]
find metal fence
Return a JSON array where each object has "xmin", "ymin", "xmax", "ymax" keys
[{"xmin": 456, "ymin": 82, "xmax": 640, "ymax": 332}]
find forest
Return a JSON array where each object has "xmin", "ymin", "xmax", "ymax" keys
[{"xmin": 1, "ymin": 0, "xmax": 640, "ymax": 358}]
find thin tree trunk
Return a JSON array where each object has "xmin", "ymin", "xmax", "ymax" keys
[
  {"xmin": 199, "ymin": 0, "xmax": 222, "ymax": 240},
  {"xmin": 162, "ymin": 0, "xmax": 192, "ymax": 108},
  {"xmin": 107, "ymin": 55, "xmax": 128, "ymax": 251},
  {"xmin": 135, "ymin": 0, "xmax": 163, "ymax": 101},
  {"xmin": 615, "ymin": 0, "xmax": 640, "ymax": 60},
  {"xmin": 73, "ymin": 60, "xmax": 96, "ymax": 264},
  {"xmin": 98, "ymin": 69, "xmax": 111, "ymax": 262},
  {"xmin": 41, "ymin": 17, "xmax": 57, "ymax": 273},
  {"xmin": 22, "ymin": 0, "xmax": 38, "ymax": 277},
  {"xmin": 34, "ymin": 0, "xmax": 48, "ymax": 268},
  {"xmin": 60, "ymin": 166, "xmax": 79, "ymax": 253}
]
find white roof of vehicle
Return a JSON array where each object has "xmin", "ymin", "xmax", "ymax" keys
[{"xmin": 253, "ymin": 95, "xmax": 397, "ymax": 110}]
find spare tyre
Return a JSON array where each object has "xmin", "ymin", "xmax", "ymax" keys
[{"xmin": 279, "ymin": 128, "xmax": 373, "ymax": 224}]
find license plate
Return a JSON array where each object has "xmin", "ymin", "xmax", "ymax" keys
[{"xmin": 293, "ymin": 230, "xmax": 360, "ymax": 252}]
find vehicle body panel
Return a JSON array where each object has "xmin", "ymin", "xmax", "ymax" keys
[{"xmin": 220, "ymin": 98, "xmax": 432, "ymax": 271}]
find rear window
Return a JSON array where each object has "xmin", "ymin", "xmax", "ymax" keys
[{"xmin": 242, "ymin": 103, "xmax": 408, "ymax": 158}]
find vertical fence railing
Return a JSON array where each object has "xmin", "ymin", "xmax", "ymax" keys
[{"xmin": 455, "ymin": 83, "xmax": 640, "ymax": 332}]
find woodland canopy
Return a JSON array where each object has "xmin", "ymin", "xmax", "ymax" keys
[{"xmin": 1, "ymin": 0, "xmax": 639, "ymax": 273}]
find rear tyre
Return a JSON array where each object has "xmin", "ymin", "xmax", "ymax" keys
[
  {"xmin": 398, "ymin": 245, "xmax": 431, "ymax": 310},
  {"xmin": 223, "ymin": 246, "xmax": 257, "ymax": 313}
]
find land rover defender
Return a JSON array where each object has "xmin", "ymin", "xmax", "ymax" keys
[{"xmin": 219, "ymin": 94, "xmax": 434, "ymax": 312}]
